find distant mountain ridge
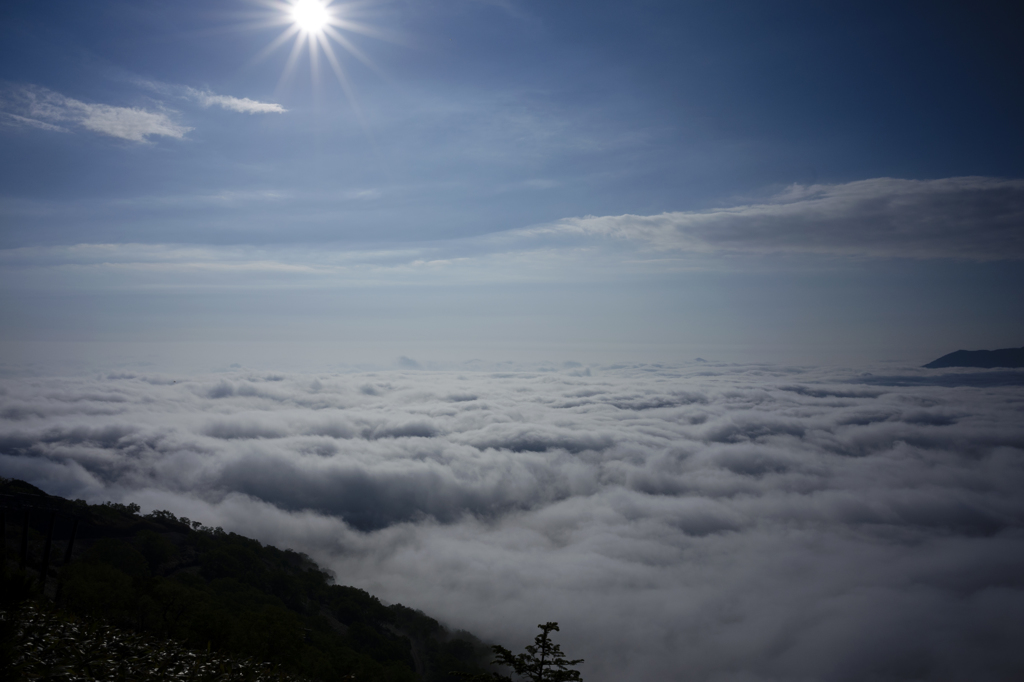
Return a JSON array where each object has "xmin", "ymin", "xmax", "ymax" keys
[{"xmin": 923, "ymin": 346, "xmax": 1024, "ymax": 369}]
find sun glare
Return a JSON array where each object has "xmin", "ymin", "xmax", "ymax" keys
[
  {"xmin": 291, "ymin": 0, "xmax": 330, "ymax": 33},
  {"xmin": 250, "ymin": 0, "xmax": 380, "ymax": 96}
]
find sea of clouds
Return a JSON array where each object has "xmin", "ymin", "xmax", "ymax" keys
[{"xmin": 2, "ymin": 362, "xmax": 1023, "ymax": 682}]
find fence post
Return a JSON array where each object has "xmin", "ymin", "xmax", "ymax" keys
[
  {"xmin": 63, "ymin": 518, "xmax": 79, "ymax": 566},
  {"xmin": 55, "ymin": 518, "xmax": 80, "ymax": 603},
  {"xmin": 40, "ymin": 511, "xmax": 56, "ymax": 593},
  {"xmin": 19, "ymin": 509, "xmax": 30, "ymax": 571}
]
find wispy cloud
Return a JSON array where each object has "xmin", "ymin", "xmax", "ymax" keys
[
  {"xmin": 132, "ymin": 79, "xmax": 285, "ymax": 114},
  {"xmin": 0, "ymin": 84, "xmax": 191, "ymax": 142},
  {"xmin": 185, "ymin": 88, "xmax": 286, "ymax": 114},
  {"xmin": 0, "ymin": 82, "xmax": 284, "ymax": 141},
  {"xmin": 0, "ymin": 110, "xmax": 69, "ymax": 133},
  {"xmin": 2, "ymin": 175, "xmax": 1021, "ymax": 296},
  {"xmin": 74, "ymin": 102, "xmax": 189, "ymax": 142},
  {"xmin": 524, "ymin": 177, "xmax": 1024, "ymax": 260}
]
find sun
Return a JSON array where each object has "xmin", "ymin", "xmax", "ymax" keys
[
  {"xmin": 249, "ymin": 0, "xmax": 382, "ymax": 96},
  {"xmin": 291, "ymin": 0, "xmax": 331, "ymax": 34}
]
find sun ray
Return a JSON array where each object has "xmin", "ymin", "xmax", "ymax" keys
[
  {"xmin": 249, "ymin": 24, "xmax": 301, "ymax": 68},
  {"xmin": 318, "ymin": 34, "xmax": 354, "ymax": 99},
  {"xmin": 311, "ymin": 24, "xmax": 373, "ymax": 139},
  {"xmin": 276, "ymin": 29, "xmax": 311, "ymax": 94},
  {"xmin": 323, "ymin": 26, "xmax": 379, "ymax": 73},
  {"xmin": 309, "ymin": 34, "xmax": 321, "ymax": 93}
]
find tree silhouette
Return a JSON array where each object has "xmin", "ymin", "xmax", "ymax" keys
[{"xmin": 457, "ymin": 622, "xmax": 583, "ymax": 682}]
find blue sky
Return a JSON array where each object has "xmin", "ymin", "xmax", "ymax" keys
[{"xmin": 1, "ymin": 0, "xmax": 1022, "ymax": 371}]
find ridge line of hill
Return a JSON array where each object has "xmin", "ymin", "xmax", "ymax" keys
[
  {"xmin": 923, "ymin": 346, "xmax": 1024, "ymax": 369},
  {"xmin": 0, "ymin": 477, "xmax": 494, "ymax": 682}
]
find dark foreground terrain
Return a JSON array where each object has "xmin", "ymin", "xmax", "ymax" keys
[{"xmin": 0, "ymin": 478, "xmax": 492, "ymax": 681}]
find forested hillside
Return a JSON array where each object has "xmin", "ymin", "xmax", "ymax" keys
[{"xmin": 0, "ymin": 478, "xmax": 492, "ymax": 681}]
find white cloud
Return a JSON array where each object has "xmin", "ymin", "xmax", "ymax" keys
[
  {"xmin": 0, "ymin": 85, "xmax": 190, "ymax": 142},
  {"xmin": 2, "ymin": 362, "xmax": 1023, "ymax": 681},
  {"xmin": 526, "ymin": 177, "xmax": 1024, "ymax": 260},
  {"xmin": 187, "ymin": 88, "xmax": 286, "ymax": 114},
  {"xmin": 0, "ymin": 241, "xmax": 589, "ymax": 293},
  {"xmin": 0, "ymin": 110, "xmax": 69, "ymax": 133},
  {"xmin": 0, "ymin": 81, "xmax": 283, "ymax": 142},
  {"xmin": 1, "ymin": 175, "xmax": 1022, "ymax": 299},
  {"xmin": 70, "ymin": 100, "xmax": 190, "ymax": 141},
  {"xmin": 1, "ymin": 168, "xmax": 1020, "ymax": 295}
]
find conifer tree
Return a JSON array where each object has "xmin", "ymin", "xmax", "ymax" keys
[{"xmin": 457, "ymin": 622, "xmax": 583, "ymax": 682}]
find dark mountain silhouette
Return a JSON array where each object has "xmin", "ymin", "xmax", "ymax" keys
[
  {"xmin": 1, "ymin": 477, "xmax": 492, "ymax": 682},
  {"xmin": 923, "ymin": 346, "xmax": 1024, "ymax": 369}
]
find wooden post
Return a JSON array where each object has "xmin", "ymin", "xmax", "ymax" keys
[
  {"xmin": 55, "ymin": 517, "xmax": 79, "ymax": 603},
  {"xmin": 19, "ymin": 509, "xmax": 29, "ymax": 571},
  {"xmin": 39, "ymin": 511, "xmax": 56, "ymax": 593},
  {"xmin": 63, "ymin": 518, "xmax": 79, "ymax": 565},
  {"xmin": 1, "ymin": 508, "xmax": 5, "ymax": 604}
]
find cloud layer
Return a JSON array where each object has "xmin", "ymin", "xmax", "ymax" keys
[
  {"xmin": 528, "ymin": 177, "xmax": 1024, "ymax": 260},
  {"xmin": 3, "ymin": 175, "xmax": 1020, "ymax": 297},
  {"xmin": 2, "ymin": 362, "xmax": 1023, "ymax": 681}
]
